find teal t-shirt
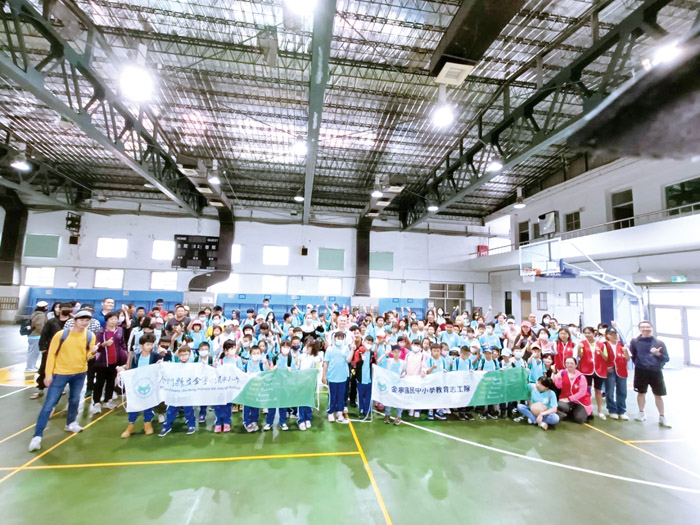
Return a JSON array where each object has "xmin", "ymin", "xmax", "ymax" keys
[
  {"xmin": 324, "ymin": 345, "xmax": 350, "ymax": 383},
  {"xmin": 425, "ymin": 356, "xmax": 447, "ymax": 374},
  {"xmin": 529, "ymin": 384, "xmax": 557, "ymax": 409},
  {"xmin": 454, "ymin": 357, "xmax": 471, "ymax": 371},
  {"xmin": 481, "ymin": 358, "xmax": 497, "ymax": 372},
  {"xmin": 386, "ymin": 358, "xmax": 405, "ymax": 376},
  {"xmin": 137, "ymin": 354, "xmax": 151, "ymax": 368}
]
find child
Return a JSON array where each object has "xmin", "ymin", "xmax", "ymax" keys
[
  {"xmin": 478, "ymin": 348, "xmax": 499, "ymax": 419},
  {"xmin": 453, "ymin": 346, "xmax": 474, "ymax": 421},
  {"xmin": 188, "ymin": 320, "xmax": 206, "ymax": 350},
  {"xmin": 213, "ymin": 343, "xmax": 238, "ymax": 433},
  {"xmin": 264, "ymin": 342, "xmax": 294, "ymax": 432},
  {"xmin": 158, "ymin": 345, "xmax": 196, "ymax": 437},
  {"xmin": 296, "ymin": 338, "xmax": 321, "ymax": 430},
  {"xmin": 514, "ymin": 376, "xmax": 560, "ymax": 430},
  {"xmin": 527, "ymin": 344, "xmax": 545, "ymax": 383},
  {"xmin": 404, "ymin": 340, "xmax": 425, "ymax": 418},
  {"xmin": 353, "ymin": 335, "xmax": 376, "ymax": 417},
  {"xmin": 243, "ymin": 346, "xmax": 266, "ymax": 432},
  {"xmin": 322, "ymin": 331, "xmax": 352, "ymax": 424},
  {"xmin": 423, "ymin": 344, "xmax": 448, "ymax": 420},
  {"xmin": 120, "ymin": 334, "xmax": 160, "ymax": 438},
  {"xmin": 195, "ymin": 342, "xmax": 213, "ymax": 424},
  {"xmin": 378, "ymin": 345, "xmax": 405, "ymax": 425}
]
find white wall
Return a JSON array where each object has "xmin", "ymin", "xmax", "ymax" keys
[{"xmin": 20, "ymin": 211, "xmax": 490, "ymax": 302}]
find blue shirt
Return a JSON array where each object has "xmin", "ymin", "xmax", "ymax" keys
[
  {"xmin": 528, "ymin": 359, "xmax": 545, "ymax": 382},
  {"xmin": 529, "ymin": 384, "xmax": 557, "ymax": 410},
  {"xmin": 481, "ymin": 358, "xmax": 497, "ymax": 372},
  {"xmin": 375, "ymin": 344, "xmax": 390, "ymax": 369},
  {"xmin": 479, "ymin": 334, "xmax": 502, "ymax": 351},
  {"xmin": 257, "ymin": 307, "xmax": 272, "ymax": 319},
  {"xmin": 324, "ymin": 345, "xmax": 350, "ymax": 383},
  {"xmin": 453, "ymin": 357, "xmax": 471, "ymax": 371},
  {"xmin": 189, "ymin": 331, "xmax": 205, "ymax": 350},
  {"xmin": 440, "ymin": 332, "xmax": 461, "ymax": 349},
  {"xmin": 386, "ymin": 358, "xmax": 405, "ymax": 376},
  {"xmin": 359, "ymin": 352, "xmax": 372, "ymax": 385},
  {"xmin": 137, "ymin": 354, "xmax": 151, "ymax": 368},
  {"xmin": 425, "ymin": 355, "xmax": 447, "ymax": 374}
]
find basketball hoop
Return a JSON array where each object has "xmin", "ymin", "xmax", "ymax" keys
[{"xmin": 521, "ymin": 268, "xmax": 538, "ymax": 283}]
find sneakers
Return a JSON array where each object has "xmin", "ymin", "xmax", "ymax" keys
[
  {"xmin": 121, "ymin": 424, "xmax": 134, "ymax": 438},
  {"xmin": 158, "ymin": 414, "xmax": 166, "ymax": 424},
  {"xmin": 620, "ymin": 413, "xmax": 629, "ymax": 421},
  {"xmin": 394, "ymin": 417, "xmax": 402, "ymax": 426},
  {"xmin": 28, "ymin": 436, "xmax": 41, "ymax": 452},
  {"xmin": 89, "ymin": 403, "xmax": 101, "ymax": 415},
  {"xmin": 486, "ymin": 413, "xmax": 498, "ymax": 420},
  {"xmin": 458, "ymin": 412, "xmax": 466, "ymax": 421},
  {"xmin": 609, "ymin": 413, "xmax": 619, "ymax": 420},
  {"xmin": 30, "ymin": 390, "xmax": 44, "ymax": 400},
  {"xmin": 513, "ymin": 416, "xmax": 524, "ymax": 423},
  {"xmin": 428, "ymin": 410, "xmax": 434, "ymax": 420},
  {"xmin": 328, "ymin": 413, "xmax": 335, "ymax": 423},
  {"xmin": 465, "ymin": 412, "xmax": 475, "ymax": 421},
  {"xmin": 104, "ymin": 400, "xmax": 117, "ymax": 410},
  {"xmin": 198, "ymin": 414, "xmax": 206, "ymax": 424},
  {"xmin": 659, "ymin": 416, "xmax": 672, "ymax": 428},
  {"xmin": 280, "ymin": 423, "xmax": 289, "ymax": 431},
  {"xmin": 478, "ymin": 414, "xmax": 487, "ymax": 420},
  {"xmin": 298, "ymin": 421, "xmax": 307, "ymax": 431},
  {"xmin": 64, "ymin": 422, "xmax": 83, "ymax": 433},
  {"xmin": 435, "ymin": 411, "xmax": 446, "ymax": 420},
  {"xmin": 305, "ymin": 421, "xmax": 311, "ymax": 429},
  {"xmin": 158, "ymin": 427, "xmax": 171, "ymax": 437},
  {"xmin": 336, "ymin": 414, "xmax": 348, "ymax": 424},
  {"xmin": 384, "ymin": 415, "xmax": 391, "ymax": 424},
  {"xmin": 408, "ymin": 410, "xmax": 414, "ymax": 417},
  {"xmin": 263, "ymin": 424, "xmax": 272, "ymax": 431},
  {"xmin": 251, "ymin": 422, "xmax": 259, "ymax": 432},
  {"xmin": 413, "ymin": 410, "xmax": 420, "ymax": 418},
  {"xmin": 635, "ymin": 411, "xmax": 647, "ymax": 422},
  {"xmin": 25, "ymin": 368, "xmax": 38, "ymax": 374},
  {"xmin": 343, "ymin": 406, "xmax": 349, "ymax": 415},
  {"xmin": 214, "ymin": 425, "xmax": 223, "ymax": 434},
  {"xmin": 223, "ymin": 424, "xmax": 231, "ymax": 433},
  {"xmin": 598, "ymin": 412, "xmax": 607, "ymax": 421},
  {"xmin": 186, "ymin": 426, "xmax": 196, "ymax": 435}
]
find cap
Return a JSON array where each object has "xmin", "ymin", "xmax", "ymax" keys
[
  {"xmin": 482, "ymin": 347, "xmax": 492, "ymax": 353},
  {"xmin": 36, "ymin": 301, "xmax": 49, "ymax": 308},
  {"xmin": 191, "ymin": 320, "xmax": 203, "ymax": 328},
  {"xmin": 605, "ymin": 328, "xmax": 618, "ymax": 336},
  {"xmin": 74, "ymin": 309, "xmax": 93, "ymax": 319},
  {"xmin": 255, "ymin": 314, "xmax": 264, "ymax": 321},
  {"xmin": 501, "ymin": 348, "xmax": 512, "ymax": 357},
  {"xmin": 521, "ymin": 320, "xmax": 532, "ymax": 328},
  {"xmin": 530, "ymin": 342, "xmax": 541, "ymax": 349}
]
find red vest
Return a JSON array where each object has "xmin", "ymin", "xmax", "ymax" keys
[
  {"xmin": 555, "ymin": 340, "xmax": 574, "ymax": 371},
  {"xmin": 561, "ymin": 370, "xmax": 592, "ymax": 407},
  {"xmin": 593, "ymin": 341, "xmax": 608, "ymax": 378},
  {"xmin": 578, "ymin": 340, "xmax": 594, "ymax": 376},
  {"xmin": 607, "ymin": 341, "xmax": 628, "ymax": 378}
]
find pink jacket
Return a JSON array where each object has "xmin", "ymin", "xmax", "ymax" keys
[
  {"xmin": 404, "ymin": 352, "xmax": 424, "ymax": 376},
  {"xmin": 554, "ymin": 369, "xmax": 593, "ymax": 415}
]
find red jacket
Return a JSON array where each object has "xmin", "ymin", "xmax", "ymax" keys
[
  {"xmin": 578, "ymin": 339, "xmax": 594, "ymax": 376},
  {"xmin": 555, "ymin": 369, "xmax": 593, "ymax": 415}
]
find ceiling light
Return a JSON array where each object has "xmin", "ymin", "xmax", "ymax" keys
[
  {"xmin": 432, "ymin": 104, "xmax": 454, "ymax": 128},
  {"xmin": 486, "ymin": 156, "xmax": 504, "ymax": 173},
  {"xmin": 371, "ymin": 189, "xmax": 383, "ymax": 198},
  {"xmin": 210, "ymin": 201, "xmax": 225, "ymax": 208},
  {"xmin": 119, "ymin": 65, "xmax": 153, "ymax": 103},
  {"xmin": 367, "ymin": 210, "xmax": 380, "ymax": 218},
  {"xmin": 513, "ymin": 187, "xmax": 526, "ymax": 209},
  {"xmin": 646, "ymin": 276, "xmax": 661, "ymax": 283},
  {"xmin": 376, "ymin": 198, "xmax": 391, "ymax": 207},
  {"xmin": 10, "ymin": 152, "xmax": 31, "ymax": 172},
  {"xmin": 144, "ymin": 183, "xmax": 155, "ymax": 189},
  {"xmin": 651, "ymin": 42, "xmax": 681, "ymax": 66},
  {"xmin": 208, "ymin": 175, "xmax": 221, "ymax": 185},
  {"xmin": 292, "ymin": 139, "xmax": 307, "ymax": 156},
  {"xmin": 293, "ymin": 191, "xmax": 305, "ymax": 203},
  {"xmin": 426, "ymin": 194, "xmax": 439, "ymax": 213},
  {"xmin": 285, "ymin": 0, "xmax": 317, "ymax": 16},
  {"xmin": 197, "ymin": 185, "xmax": 214, "ymax": 195}
]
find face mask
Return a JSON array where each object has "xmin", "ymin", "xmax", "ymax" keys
[
  {"xmin": 243, "ymin": 342, "xmax": 251, "ymax": 348},
  {"xmin": 411, "ymin": 346, "xmax": 420, "ymax": 353},
  {"xmin": 199, "ymin": 317, "xmax": 206, "ymax": 322},
  {"xmin": 441, "ymin": 350, "xmax": 448, "ymax": 357},
  {"xmin": 291, "ymin": 345, "xmax": 300, "ymax": 350},
  {"xmin": 212, "ymin": 319, "xmax": 220, "ymax": 325},
  {"xmin": 281, "ymin": 348, "xmax": 290, "ymax": 356},
  {"xmin": 334, "ymin": 340, "xmax": 343, "ymax": 347},
  {"xmin": 199, "ymin": 351, "xmax": 209, "ymax": 358},
  {"xmin": 514, "ymin": 351, "xmax": 523, "ymax": 359},
  {"xmin": 251, "ymin": 354, "xmax": 261, "ymax": 362}
]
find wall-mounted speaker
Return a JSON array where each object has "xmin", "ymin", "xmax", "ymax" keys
[{"xmin": 301, "ymin": 246, "xmax": 308, "ymax": 256}]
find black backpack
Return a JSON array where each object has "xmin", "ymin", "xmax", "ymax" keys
[{"xmin": 19, "ymin": 317, "xmax": 32, "ymax": 336}]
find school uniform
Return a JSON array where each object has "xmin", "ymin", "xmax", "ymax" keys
[
  {"xmin": 162, "ymin": 364, "xmax": 196, "ymax": 431},
  {"xmin": 265, "ymin": 353, "xmax": 296, "ymax": 427},
  {"xmin": 324, "ymin": 344, "xmax": 351, "ymax": 414},
  {"xmin": 214, "ymin": 356, "xmax": 238, "ymax": 426},
  {"xmin": 127, "ymin": 352, "xmax": 162, "ymax": 424},
  {"xmin": 384, "ymin": 358, "xmax": 405, "ymax": 419},
  {"xmin": 243, "ymin": 359, "xmax": 266, "ymax": 426},
  {"xmin": 353, "ymin": 347, "xmax": 375, "ymax": 416}
]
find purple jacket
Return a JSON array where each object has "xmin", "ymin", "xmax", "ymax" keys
[{"xmin": 95, "ymin": 326, "xmax": 128, "ymax": 367}]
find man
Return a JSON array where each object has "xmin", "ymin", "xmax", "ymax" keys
[
  {"xmin": 64, "ymin": 305, "xmax": 102, "ymax": 395},
  {"xmin": 528, "ymin": 312, "xmax": 544, "ymax": 334},
  {"xmin": 28, "ymin": 309, "xmax": 99, "ymax": 452},
  {"xmin": 32, "ymin": 303, "xmax": 73, "ymax": 399},
  {"xmin": 26, "ymin": 301, "xmax": 49, "ymax": 372},
  {"xmin": 165, "ymin": 304, "xmax": 190, "ymax": 335},
  {"xmin": 631, "ymin": 321, "xmax": 671, "ymax": 427},
  {"xmin": 93, "ymin": 297, "xmax": 115, "ymax": 328},
  {"xmin": 134, "ymin": 306, "xmax": 147, "ymax": 326},
  {"xmin": 257, "ymin": 298, "xmax": 273, "ymax": 320}
]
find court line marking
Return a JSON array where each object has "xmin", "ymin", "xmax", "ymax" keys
[
  {"xmin": 585, "ymin": 424, "xmax": 700, "ymax": 481},
  {"xmin": 0, "ymin": 396, "xmax": 92, "ymax": 446},
  {"xmin": 348, "ymin": 420, "xmax": 393, "ymax": 525},
  {"xmin": 0, "ymin": 451, "xmax": 361, "ymax": 471},
  {"xmin": 397, "ymin": 418, "xmax": 700, "ymax": 494},
  {"xmin": 0, "ymin": 386, "xmax": 31, "ymax": 399},
  {"xmin": 0, "ymin": 403, "xmax": 122, "ymax": 485},
  {"xmin": 627, "ymin": 439, "xmax": 690, "ymax": 444}
]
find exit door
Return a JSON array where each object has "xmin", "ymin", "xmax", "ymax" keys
[{"xmin": 520, "ymin": 290, "xmax": 531, "ymax": 319}]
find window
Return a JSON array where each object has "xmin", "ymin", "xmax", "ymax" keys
[
  {"xmin": 231, "ymin": 244, "xmax": 241, "ymax": 264},
  {"xmin": 208, "ymin": 274, "xmax": 239, "ymax": 294},
  {"xmin": 150, "ymin": 271, "xmax": 178, "ymax": 290},
  {"xmin": 152, "ymin": 240, "xmax": 175, "ymax": 261},
  {"xmin": 666, "ymin": 176, "xmax": 700, "ymax": 215},
  {"xmin": 567, "ymin": 292, "xmax": 584, "ymax": 308},
  {"xmin": 24, "ymin": 267, "xmax": 55, "ymax": 287},
  {"xmin": 94, "ymin": 269, "xmax": 124, "ymax": 289},
  {"xmin": 318, "ymin": 248, "xmax": 344, "ymax": 271},
  {"xmin": 96, "ymin": 237, "xmax": 128, "ymax": 258},
  {"xmin": 518, "ymin": 222, "xmax": 530, "ymax": 246},
  {"xmin": 429, "ymin": 283, "xmax": 468, "ymax": 313},
  {"xmin": 611, "ymin": 189, "xmax": 634, "ymax": 229},
  {"xmin": 24, "ymin": 234, "xmax": 60, "ymax": 258},
  {"xmin": 533, "ymin": 222, "xmax": 541, "ymax": 240},
  {"xmin": 370, "ymin": 278, "xmax": 389, "ymax": 298},
  {"xmin": 536, "ymin": 292, "xmax": 548, "ymax": 311},
  {"xmin": 262, "ymin": 246, "xmax": 289, "ymax": 266},
  {"xmin": 565, "ymin": 211, "xmax": 581, "ymax": 232},
  {"xmin": 262, "ymin": 275, "xmax": 287, "ymax": 293},
  {"xmin": 370, "ymin": 252, "xmax": 393, "ymax": 271},
  {"xmin": 318, "ymin": 277, "xmax": 342, "ymax": 296}
]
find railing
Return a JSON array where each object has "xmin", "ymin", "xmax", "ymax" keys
[{"xmin": 471, "ymin": 202, "xmax": 700, "ymax": 259}]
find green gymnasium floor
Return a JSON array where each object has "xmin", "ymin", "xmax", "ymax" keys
[{"xmin": 1, "ymin": 326, "xmax": 699, "ymax": 524}]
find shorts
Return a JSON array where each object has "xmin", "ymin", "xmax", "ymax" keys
[
  {"xmin": 634, "ymin": 368, "xmax": 666, "ymax": 396},
  {"xmin": 592, "ymin": 375, "xmax": 606, "ymax": 391}
]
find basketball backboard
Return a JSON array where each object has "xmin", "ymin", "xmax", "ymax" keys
[{"xmin": 519, "ymin": 238, "xmax": 562, "ymax": 276}]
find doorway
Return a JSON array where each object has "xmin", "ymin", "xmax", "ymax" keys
[{"xmin": 520, "ymin": 290, "xmax": 531, "ymax": 320}]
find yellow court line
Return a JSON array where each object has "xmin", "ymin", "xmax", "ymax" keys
[
  {"xmin": 0, "ymin": 396, "xmax": 92, "ymax": 446},
  {"xmin": 0, "ymin": 403, "xmax": 122, "ymax": 485},
  {"xmin": 0, "ymin": 451, "xmax": 361, "ymax": 471},
  {"xmin": 584, "ymin": 424, "xmax": 700, "ymax": 481},
  {"xmin": 627, "ymin": 439, "xmax": 690, "ymax": 444},
  {"xmin": 348, "ymin": 421, "xmax": 393, "ymax": 525}
]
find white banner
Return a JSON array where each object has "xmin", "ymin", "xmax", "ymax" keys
[
  {"xmin": 121, "ymin": 363, "xmax": 250, "ymax": 412},
  {"xmin": 371, "ymin": 365, "xmax": 482, "ymax": 409}
]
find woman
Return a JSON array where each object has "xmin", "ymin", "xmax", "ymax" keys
[
  {"xmin": 515, "ymin": 376, "xmax": 560, "ymax": 430},
  {"xmin": 577, "ymin": 326, "xmax": 597, "ymax": 389},
  {"xmin": 91, "ymin": 312, "xmax": 128, "ymax": 414},
  {"xmin": 46, "ymin": 301, "xmax": 61, "ymax": 321},
  {"xmin": 554, "ymin": 327, "xmax": 575, "ymax": 372},
  {"xmin": 602, "ymin": 328, "xmax": 631, "ymax": 420},
  {"xmin": 266, "ymin": 312, "xmax": 282, "ymax": 336},
  {"xmin": 300, "ymin": 312, "xmax": 324, "ymax": 345},
  {"xmin": 592, "ymin": 331, "xmax": 610, "ymax": 419},
  {"xmin": 536, "ymin": 328, "xmax": 553, "ymax": 355},
  {"xmin": 513, "ymin": 320, "xmax": 535, "ymax": 359},
  {"xmin": 554, "ymin": 356, "xmax": 593, "ymax": 423}
]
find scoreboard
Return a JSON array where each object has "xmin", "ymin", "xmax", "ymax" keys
[{"xmin": 172, "ymin": 235, "xmax": 220, "ymax": 270}]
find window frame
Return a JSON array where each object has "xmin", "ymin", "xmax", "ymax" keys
[
  {"xmin": 24, "ymin": 266, "xmax": 56, "ymax": 287},
  {"xmin": 564, "ymin": 211, "xmax": 581, "ymax": 232},
  {"xmin": 94, "ymin": 269, "xmax": 125, "ymax": 289},
  {"xmin": 150, "ymin": 271, "xmax": 179, "ymax": 291},
  {"xmin": 262, "ymin": 245, "xmax": 289, "ymax": 266},
  {"xmin": 536, "ymin": 291, "xmax": 548, "ymax": 311},
  {"xmin": 96, "ymin": 237, "xmax": 128, "ymax": 259}
]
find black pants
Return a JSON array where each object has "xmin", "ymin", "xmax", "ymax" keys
[
  {"xmin": 36, "ymin": 350, "xmax": 48, "ymax": 390},
  {"xmin": 93, "ymin": 365, "xmax": 117, "ymax": 404},
  {"xmin": 558, "ymin": 400, "xmax": 588, "ymax": 423},
  {"xmin": 86, "ymin": 359, "xmax": 97, "ymax": 393}
]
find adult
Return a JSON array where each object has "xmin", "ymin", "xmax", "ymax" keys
[
  {"xmin": 554, "ymin": 356, "xmax": 593, "ymax": 423},
  {"xmin": 26, "ymin": 301, "xmax": 49, "ymax": 372},
  {"xmin": 554, "ymin": 327, "xmax": 575, "ymax": 372},
  {"xmin": 528, "ymin": 312, "xmax": 544, "ymax": 335},
  {"xmin": 165, "ymin": 304, "xmax": 190, "ymax": 335},
  {"xmin": 93, "ymin": 297, "xmax": 115, "ymax": 328},
  {"xmin": 602, "ymin": 328, "xmax": 630, "ymax": 420},
  {"xmin": 33, "ymin": 303, "xmax": 73, "ymax": 399},
  {"xmin": 257, "ymin": 298, "xmax": 273, "ymax": 320},
  {"xmin": 513, "ymin": 320, "xmax": 535, "ymax": 360},
  {"xmin": 90, "ymin": 312, "xmax": 128, "ymax": 414},
  {"xmin": 28, "ymin": 309, "xmax": 98, "ymax": 452},
  {"xmin": 515, "ymin": 376, "xmax": 560, "ymax": 430},
  {"xmin": 630, "ymin": 321, "xmax": 671, "ymax": 427},
  {"xmin": 46, "ymin": 301, "xmax": 61, "ymax": 321}
]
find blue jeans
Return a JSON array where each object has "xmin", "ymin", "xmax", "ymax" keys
[
  {"xmin": 33, "ymin": 372, "xmax": 86, "ymax": 437},
  {"xmin": 605, "ymin": 370, "xmax": 627, "ymax": 415},
  {"xmin": 243, "ymin": 406, "xmax": 260, "ymax": 426},
  {"xmin": 266, "ymin": 408, "xmax": 288, "ymax": 426},
  {"xmin": 163, "ymin": 405, "xmax": 195, "ymax": 429},
  {"xmin": 357, "ymin": 382, "xmax": 372, "ymax": 415},
  {"xmin": 384, "ymin": 407, "xmax": 403, "ymax": 418},
  {"xmin": 128, "ymin": 408, "xmax": 154, "ymax": 424},
  {"xmin": 517, "ymin": 403, "xmax": 560, "ymax": 426},
  {"xmin": 214, "ymin": 404, "xmax": 232, "ymax": 426},
  {"xmin": 328, "ymin": 381, "xmax": 347, "ymax": 413},
  {"xmin": 298, "ymin": 406, "xmax": 313, "ymax": 424},
  {"xmin": 27, "ymin": 336, "xmax": 41, "ymax": 370}
]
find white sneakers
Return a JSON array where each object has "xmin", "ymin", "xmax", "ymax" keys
[
  {"xmin": 609, "ymin": 413, "xmax": 619, "ymax": 420},
  {"xmin": 635, "ymin": 411, "xmax": 647, "ymax": 421},
  {"xmin": 89, "ymin": 403, "xmax": 101, "ymax": 415},
  {"xmin": 597, "ymin": 412, "xmax": 607, "ymax": 420},
  {"xmin": 263, "ymin": 424, "xmax": 272, "ymax": 431},
  {"xmin": 327, "ymin": 413, "xmax": 335, "ymax": 422},
  {"xmin": 103, "ymin": 400, "xmax": 117, "ymax": 410},
  {"xmin": 64, "ymin": 422, "xmax": 83, "ymax": 433},
  {"xmin": 659, "ymin": 416, "xmax": 672, "ymax": 428},
  {"xmin": 158, "ymin": 414, "xmax": 166, "ymax": 424},
  {"xmin": 619, "ymin": 414, "xmax": 629, "ymax": 421},
  {"xmin": 28, "ymin": 436, "xmax": 41, "ymax": 452}
]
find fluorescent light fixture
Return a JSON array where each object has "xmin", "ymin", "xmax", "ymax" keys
[
  {"xmin": 120, "ymin": 65, "xmax": 153, "ymax": 103},
  {"xmin": 208, "ymin": 175, "xmax": 221, "ymax": 185},
  {"xmin": 210, "ymin": 201, "xmax": 225, "ymax": 208},
  {"xmin": 10, "ymin": 152, "xmax": 31, "ymax": 172},
  {"xmin": 376, "ymin": 198, "xmax": 391, "ymax": 207},
  {"xmin": 371, "ymin": 189, "xmax": 383, "ymax": 198},
  {"xmin": 432, "ymin": 104, "xmax": 454, "ymax": 128},
  {"xmin": 514, "ymin": 187, "xmax": 526, "ymax": 209},
  {"xmin": 144, "ymin": 183, "xmax": 155, "ymax": 189},
  {"xmin": 426, "ymin": 194, "xmax": 439, "ymax": 212},
  {"xmin": 652, "ymin": 42, "xmax": 681, "ymax": 66},
  {"xmin": 285, "ymin": 0, "xmax": 317, "ymax": 16},
  {"xmin": 197, "ymin": 185, "xmax": 214, "ymax": 195},
  {"xmin": 292, "ymin": 139, "xmax": 307, "ymax": 156},
  {"xmin": 486, "ymin": 156, "xmax": 504, "ymax": 173},
  {"xmin": 427, "ymin": 204, "xmax": 439, "ymax": 212},
  {"xmin": 293, "ymin": 191, "xmax": 305, "ymax": 203},
  {"xmin": 367, "ymin": 210, "xmax": 380, "ymax": 218},
  {"xmin": 646, "ymin": 276, "xmax": 661, "ymax": 283}
]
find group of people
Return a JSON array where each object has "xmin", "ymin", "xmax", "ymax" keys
[{"xmin": 25, "ymin": 298, "xmax": 672, "ymax": 452}]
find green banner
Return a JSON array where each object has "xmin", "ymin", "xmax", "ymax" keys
[
  {"xmin": 234, "ymin": 368, "xmax": 318, "ymax": 409},
  {"xmin": 468, "ymin": 367, "xmax": 529, "ymax": 406}
]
